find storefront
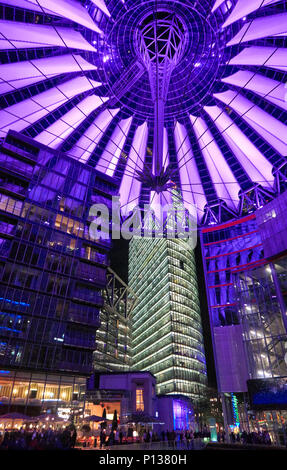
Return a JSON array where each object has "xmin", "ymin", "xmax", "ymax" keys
[{"xmin": 0, "ymin": 369, "xmax": 86, "ymax": 425}]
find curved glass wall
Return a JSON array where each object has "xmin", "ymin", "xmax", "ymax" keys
[{"xmin": 129, "ymin": 237, "xmax": 207, "ymax": 399}]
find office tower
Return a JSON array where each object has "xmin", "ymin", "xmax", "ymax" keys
[
  {"xmin": 200, "ymin": 205, "xmax": 287, "ymax": 443},
  {"xmin": 0, "ymin": 131, "xmax": 117, "ymax": 417},
  {"xmin": 129, "ymin": 237, "xmax": 207, "ymax": 399},
  {"xmin": 94, "ymin": 268, "xmax": 136, "ymax": 372},
  {"xmin": 200, "ymin": 215, "xmax": 264, "ymax": 428}
]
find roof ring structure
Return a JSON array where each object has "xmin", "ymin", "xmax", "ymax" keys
[
  {"xmin": 0, "ymin": 0, "xmax": 286, "ymax": 225},
  {"xmin": 137, "ymin": 11, "xmax": 187, "ymax": 68}
]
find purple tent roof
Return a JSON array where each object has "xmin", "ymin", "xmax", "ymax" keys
[{"xmin": 0, "ymin": 0, "xmax": 286, "ymax": 225}]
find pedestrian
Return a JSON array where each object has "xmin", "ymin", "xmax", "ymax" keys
[{"xmin": 100, "ymin": 429, "xmax": 106, "ymax": 449}]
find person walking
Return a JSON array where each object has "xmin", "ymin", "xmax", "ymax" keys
[
  {"xmin": 100, "ymin": 429, "xmax": 106, "ymax": 449},
  {"xmin": 119, "ymin": 429, "xmax": 123, "ymax": 445},
  {"xmin": 171, "ymin": 430, "xmax": 176, "ymax": 449},
  {"xmin": 71, "ymin": 428, "xmax": 77, "ymax": 448}
]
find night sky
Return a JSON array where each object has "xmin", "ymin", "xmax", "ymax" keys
[{"xmin": 110, "ymin": 238, "xmax": 217, "ymax": 389}]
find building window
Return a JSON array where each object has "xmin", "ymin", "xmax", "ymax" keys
[{"xmin": 136, "ymin": 388, "xmax": 144, "ymax": 412}]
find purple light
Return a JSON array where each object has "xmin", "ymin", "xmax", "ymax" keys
[{"xmin": 0, "ymin": 0, "xmax": 285, "ymax": 226}]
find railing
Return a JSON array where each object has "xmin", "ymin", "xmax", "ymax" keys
[
  {"xmin": 77, "ymin": 266, "xmax": 107, "ymax": 283},
  {"xmin": 57, "ymin": 361, "xmax": 92, "ymax": 374},
  {"xmin": 72, "ymin": 293, "xmax": 104, "ymax": 306},
  {"xmin": 0, "ymin": 287, "xmax": 31, "ymax": 310},
  {"xmin": 0, "ymin": 183, "xmax": 27, "ymax": 197},
  {"xmin": 0, "ymin": 158, "xmax": 34, "ymax": 178},
  {"xmin": 68, "ymin": 313, "xmax": 100, "ymax": 328},
  {"xmin": 63, "ymin": 337, "xmax": 95, "ymax": 349},
  {"xmin": 2, "ymin": 142, "xmax": 38, "ymax": 161}
]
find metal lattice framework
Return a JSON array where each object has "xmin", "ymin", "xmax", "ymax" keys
[
  {"xmin": 0, "ymin": 0, "xmax": 287, "ymax": 225},
  {"xmin": 94, "ymin": 268, "xmax": 137, "ymax": 372},
  {"xmin": 137, "ymin": 11, "xmax": 186, "ymax": 101},
  {"xmin": 136, "ymin": 11, "xmax": 186, "ymax": 186}
]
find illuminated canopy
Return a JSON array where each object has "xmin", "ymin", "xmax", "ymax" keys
[{"xmin": 0, "ymin": 0, "xmax": 286, "ymax": 226}]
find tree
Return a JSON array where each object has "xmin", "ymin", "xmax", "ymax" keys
[
  {"xmin": 194, "ymin": 387, "xmax": 224, "ymax": 431},
  {"xmin": 101, "ymin": 407, "xmax": 107, "ymax": 429},
  {"xmin": 112, "ymin": 410, "xmax": 118, "ymax": 431}
]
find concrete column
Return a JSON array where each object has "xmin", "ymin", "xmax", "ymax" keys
[
  {"xmin": 221, "ymin": 393, "xmax": 230, "ymax": 443},
  {"xmin": 153, "ymin": 99, "xmax": 165, "ymax": 176}
]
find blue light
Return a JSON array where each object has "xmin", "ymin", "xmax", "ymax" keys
[
  {"xmin": 173, "ymin": 400, "xmax": 190, "ymax": 431},
  {"xmin": 0, "ymin": 326, "xmax": 21, "ymax": 333},
  {"xmin": 0, "ymin": 297, "xmax": 30, "ymax": 307}
]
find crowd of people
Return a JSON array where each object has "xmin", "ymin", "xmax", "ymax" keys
[
  {"xmin": 0, "ymin": 426, "xmax": 212, "ymax": 450},
  {"xmin": 0, "ymin": 425, "xmax": 274, "ymax": 450},
  {"xmin": 232, "ymin": 430, "xmax": 272, "ymax": 446},
  {"xmin": 143, "ymin": 429, "xmax": 210, "ymax": 449},
  {"xmin": 217, "ymin": 430, "xmax": 272, "ymax": 446},
  {"xmin": 97, "ymin": 428, "xmax": 211, "ymax": 449},
  {"xmin": 0, "ymin": 426, "xmax": 77, "ymax": 450}
]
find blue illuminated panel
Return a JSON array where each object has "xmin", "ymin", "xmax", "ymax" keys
[{"xmin": 248, "ymin": 378, "xmax": 287, "ymax": 410}]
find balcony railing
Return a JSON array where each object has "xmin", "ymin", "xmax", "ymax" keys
[
  {"xmin": 0, "ymin": 183, "xmax": 27, "ymax": 198},
  {"xmin": 57, "ymin": 361, "xmax": 92, "ymax": 374},
  {"xmin": 67, "ymin": 312, "xmax": 100, "ymax": 328},
  {"xmin": 0, "ymin": 158, "xmax": 34, "ymax": 178},
  {"xmin": 2, "ymin": 141, "xmax": 38, "ymax": 160},
  {"xmin": 63, "ymin": 336, "xmax": 95, "ymax": 349},
  {"xmin": 72, "ymin": 293, "xmax": 104, "ymax": 306}
]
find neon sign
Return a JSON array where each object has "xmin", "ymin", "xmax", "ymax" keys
[{"xmin": 231, "ymin": 393, "xmax": 240, "ymax": 427}]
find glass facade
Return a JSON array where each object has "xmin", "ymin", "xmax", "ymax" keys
[
  {"xmin": 235, "ymin": 263, "xmax": 287, "ymax": 381},
  {"xmin": 173, "ymin": 398, "xmax": 194, "ymax": 431},
  {"xmin": 0, "ymin": 131, "xmax": 117, "ymax": 415},
  {"xmin": 0, "ymin": 369, "xmax": 86, "ymax": 422},
  {"xmin": 201, "ymin": 209, "xmax": 287, "ymax": 443},
  {"xmin": 274, "ymin": 256, "xmax": 287, "ymax": 316},
  {"xmin": 129, "ymin": 237, "xmax": 207, "ymax": 399},
  {"xmin": 200, "ymin": 215, "xmax": 266, "ymax": 396},
  {"xmin": 256, "ymin": 190, "xmax": 287, "ymax": 259},
  {"xmin": 201, "ymin": 215, "xmax": 265, "ymax": 330},
  {"xmin": 233, "ymin": 259, "xmax": 287, "ymax": 444}
]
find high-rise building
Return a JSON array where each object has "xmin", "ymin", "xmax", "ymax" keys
[
  {"xmin": 200, "ymin": 215, "xmax": 265, "ymax": 431},
  {"xmin": 0, "ymin": 131, "xmax": 117, "ymax": 418},
  {"xmin": 200, "ymin": 201, "xmax": 287, "ymax": 444},
  {"xmin": 129, "ymin": 237, "xmax": 207, "ymax": 400}
]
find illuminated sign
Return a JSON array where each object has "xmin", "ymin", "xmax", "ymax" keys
[
  {"xmin": 58, "ymin": 408, "xmax": 71, "ymax": 420},
  {"xmin": 231, "ymin": 393, "xmax": 240, "ymax": 427}
]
